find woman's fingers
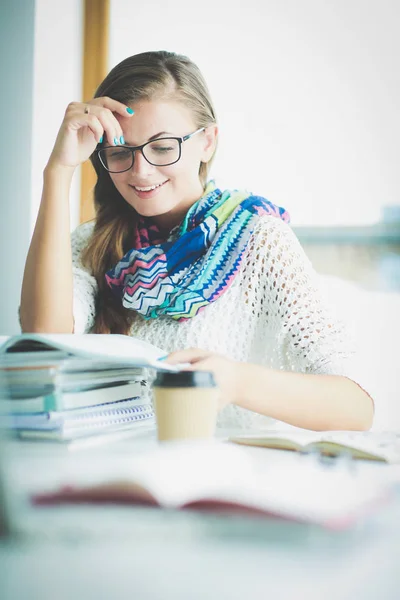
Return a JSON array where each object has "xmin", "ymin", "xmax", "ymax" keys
[
  {"xmin": 49, "ymin": 96, "xmax": 135, "ymax": 169},
  {"xmin": 79, "ymin": 105, "xmax": 120, "ymax": 146},
  {"xmin": 67, "ymin": 97, "xmax": 134, "ymax": 146},
  {"xmin": 87, "ymin": 97, "xmax": 134, "ymax": 146},
  {"xmin": 95, "ymin": 96, "xmax": 135, "ymax": 119},
  {"xmin": 84, "ymin": 114, "xmax": 104, "ymax": 144},
  {"xmin": 93, "ymin": 107, "xmax": 122, "ymax": 146},
  {"xmin": 164, "ymin": 348, "xmax": 213, "ymax": 364},
  {"xmin": 64, "ymin": 109, "xmax": 105, "ymax": 145}
]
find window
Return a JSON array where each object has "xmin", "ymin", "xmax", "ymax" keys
[{"xmin": 109, "ymin": 0, "xmax": 399, "ymax": 227}]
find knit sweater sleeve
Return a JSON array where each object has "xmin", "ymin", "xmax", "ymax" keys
[
  {"xmin": 70, "ymin": 221, "xmax": 97, "ymax": 334},
  {"xmin": 242, "ymin": 216, "xmax": 369, "ymax": 389}
]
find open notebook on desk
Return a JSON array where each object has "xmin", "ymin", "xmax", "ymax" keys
[
  {"xmin": 229, "ymin": 428, "xmax": 400, "ymax": 463},
  {"xmin": 32, "ymin": 439, "xmax": 391, "ymax": 530}
]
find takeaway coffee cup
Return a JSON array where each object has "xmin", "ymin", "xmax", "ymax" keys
[{"xmin": 153, "ymin": 371, "xmax": 219, "ymax": 441}]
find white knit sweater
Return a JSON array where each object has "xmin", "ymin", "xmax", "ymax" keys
[{"xmin": 71, "ymin": 216, "xmax": 367, "ymax": 430}]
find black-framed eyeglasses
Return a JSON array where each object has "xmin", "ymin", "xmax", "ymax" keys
[{"xmin": 97, "ymin": 127, "xmax": 205, "ymax": 173}]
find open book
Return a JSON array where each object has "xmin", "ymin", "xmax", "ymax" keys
[
  {"xmin": 32, "ymin": 440, "xmax": 390, "ymax": 529},
  {"xmin": 0, "ymin": 333, "xmax": 179, "ymax": 371},
  {"xmin": 229, "ymin": 429, "xmax": 400, "ymax": 463}
]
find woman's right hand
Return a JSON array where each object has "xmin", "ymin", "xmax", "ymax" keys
[{"xmin": 47, "ymin": 96, "xmax": 134, "ymax": 171}]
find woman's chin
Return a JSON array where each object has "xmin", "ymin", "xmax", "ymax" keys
[{"xmin": 130, "ymin": 203, "xmax": 171, "ymax": 218}]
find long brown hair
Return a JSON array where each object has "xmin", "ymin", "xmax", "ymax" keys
[{"xmin": 81, "ymin": 51, "xmax": 217, "ymax": 334}]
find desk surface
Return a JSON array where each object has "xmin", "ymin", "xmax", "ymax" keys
[{"xmin": 1, "ymin": 427, "xmax": 400, "ymax": 600}]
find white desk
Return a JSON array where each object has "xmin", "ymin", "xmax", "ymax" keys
[{"xmin": 1, "ymin": 427, "xmax": 400, "ymax": 600}]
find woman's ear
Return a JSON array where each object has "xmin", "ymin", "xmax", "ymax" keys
[{"xmin": 201, "ymin": 124, "xmax": 218, "ymax": 163}]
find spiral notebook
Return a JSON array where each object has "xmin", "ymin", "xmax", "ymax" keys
[{"xmin": 11, "ymin": 398, "xmax": 155, "ymax": 441}]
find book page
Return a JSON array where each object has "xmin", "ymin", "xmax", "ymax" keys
[
  {"xmin": 314, "ymin": 431, "xmax": 400, "ymax": 463},
  {"xmin": 1, "ymin": 334, "xmax": 163, "ymax": 360},
  {"xmin": 0, "ymin": 334, "xmax": 182, "ymax": 371},
  {"xmin": 32, "ymin": 440, "xmax": 390, "ymax": 528},
  {"xmin": 32, "ymin": 441, "xmax": 253, "ymax": 503},
  {"xmin": 230, "ymin": 429, "xmax": 400, "ymax": 463},
  {"xmin": 123, "ymin": 441, "xmax": 253, "ymax": 507},
  {"xmin": 191, "ymin": 454, "xmax": 388, "ymax": 527},
  {"xmin": 230, "ymin": 429, "xmax": 326, "ymax": 451}
]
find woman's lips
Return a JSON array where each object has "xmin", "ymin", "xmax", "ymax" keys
[{"xmin": 130, "ymin": 180, "xmax": 168, "ymax": 199}]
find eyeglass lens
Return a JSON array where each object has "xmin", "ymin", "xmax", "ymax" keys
[{"xmin": 99, "ymin": 138, "xmax": 181, "ymax": 172}]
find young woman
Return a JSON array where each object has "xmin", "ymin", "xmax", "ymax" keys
[{"xmin": 20, "ymin": 50, "xmax": 374, "ymax": 432}]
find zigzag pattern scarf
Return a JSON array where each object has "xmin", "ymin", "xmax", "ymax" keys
[{"xmin": 105, "ymin": 182, "xmax": 290, "ymax": 321}]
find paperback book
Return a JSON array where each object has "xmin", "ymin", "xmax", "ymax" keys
[
  {"xmin": 229, "ymin": 429, "xmax": 400, "ymax": 463},
  {"xmin": 0, "ymin": 333, "xmax": 179, "ymax": 371},
  {"xmin": 32, "ymin": 440, "xmax": 391, "ymax": 529},
  {"xmin": 1, "ymin": 380, "xmax": 145, "ymax": 413}
]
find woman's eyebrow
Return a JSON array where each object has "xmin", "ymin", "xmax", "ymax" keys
[
  {"xmin": 148, "ymin": 131, "xmax": 172, "ymax": 141},
  {"xmin": 124, "ymin": 132, "xmax": 173, "ymax": 146}
]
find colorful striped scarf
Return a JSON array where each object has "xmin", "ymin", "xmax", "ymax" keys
[{"xmin": 105, "ymin": 182, "xmax": 290, "ymax": 321}]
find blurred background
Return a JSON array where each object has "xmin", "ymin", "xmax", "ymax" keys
[{"xmin": 1, "ymin": 0, "xmax": 399, "ymax": 332}]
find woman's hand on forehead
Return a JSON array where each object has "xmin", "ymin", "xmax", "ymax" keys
[
  {"xmin": 48, "ymin": 96, "xmax": 136, "ymax": 170},
  {"xmin": 85, "ymin": 96, "xmax": 135, "ymax": 146}
]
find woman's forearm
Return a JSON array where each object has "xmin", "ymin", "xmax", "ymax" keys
[
  {"xmin": 235, "ymin": 363, "xmax": 374, "ymax": 431},
  {"xmin": 20, "ymin": 164, "xmax": 75, "ymax": 333}
]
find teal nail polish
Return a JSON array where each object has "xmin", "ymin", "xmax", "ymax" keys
[
  {"xmin": 126, "ymin": 107, "xmax": 134, "ymax": 114},
  {"xmin": 114, "ymin": 137, "xmax": 119, "ymax": 145},
  {"xmin": 99, "ymin": 135, "xmax": 103, "ymax": 144},
  {"xmin": 120, "ymin": 135, "xmax": 125, "ymax": 144}
]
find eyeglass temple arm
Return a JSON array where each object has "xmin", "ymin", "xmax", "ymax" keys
[{"xmin": 182, "ymin": 127, "xmax": 206, "ymax": 142}]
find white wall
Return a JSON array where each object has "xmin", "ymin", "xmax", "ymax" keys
[
  {"xmin": 31, "ymin": 0, "xmax": 82, "ymax": 233},
  {"xmin": 109, "ymin": 0, "xmax": 400, "ymax": 226},
  {"xmin": 0, "ymin": 1, "xmax": 35, "ymax": 335},
  {"xmin": 0, "ymin": 0, "xmax": 82, "ymax": 335}
]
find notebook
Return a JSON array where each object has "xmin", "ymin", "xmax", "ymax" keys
[
  {"xmin": 229, "ymin": 429, "xmax": 400, "ymax": 463},
  {"xmin": 16, "ymin": 400, "xmax": 155, "ymax": 441},
  {"xmin": 32, "ymin": 440, "xmax": 391, "ymax": 529},
  {"xmin": 4, "ymin": 396, "xmax": 150, "ymax": 429},
  {"xmin": 1, "ymin": 380, "xmax": 145, "ymax": 413},
  {"xmin": 3, "ymin": 357, "xmax": 144, "ymax": 398}
]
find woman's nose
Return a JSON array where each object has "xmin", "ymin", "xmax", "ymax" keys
[{"xmin": 130, "ymin": 149, "xmax": 155, "ymax": 176}]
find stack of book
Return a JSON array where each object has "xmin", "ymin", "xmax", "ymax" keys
[{"xmin": 0, "ymin": 333, "xmax": 179, "ymax": 443}]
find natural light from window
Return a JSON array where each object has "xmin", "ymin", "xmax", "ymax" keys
[{"xmin": 108, "ymin": 0, "xmax": 399, "ymax": 228}]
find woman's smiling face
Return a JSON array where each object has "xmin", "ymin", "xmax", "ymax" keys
[{"xmin": 109, "ymin": 99, "xmax": 217, "ymax": 232}]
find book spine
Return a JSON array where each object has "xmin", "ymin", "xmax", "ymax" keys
[
  {"xmin": 43, "ymin": 384, "xmax": 142, "ymax": 412},
  {"xmin": 42, "ymin": 393, "xmax": 60, "ymax": 412}
]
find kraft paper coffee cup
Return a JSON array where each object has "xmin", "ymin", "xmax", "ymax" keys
[{"xmin": 153, "ymin": 371, "xmax": 219, "ymax": 441}]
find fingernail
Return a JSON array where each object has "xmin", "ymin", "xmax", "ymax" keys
[
  {"xmin": 120, "ymin": 135, "xmax": 125, "ymax": 144},
  {"xmin": 99, "ymin": 135, "xmax": 103, "ymax": 144},
  {"xmin": 114, "ymin": 137, "xmax": 119, "ymax": 145},
  {"xmin": 126, "ymin": 107, "xmax": 134, "ymax": 115}
]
